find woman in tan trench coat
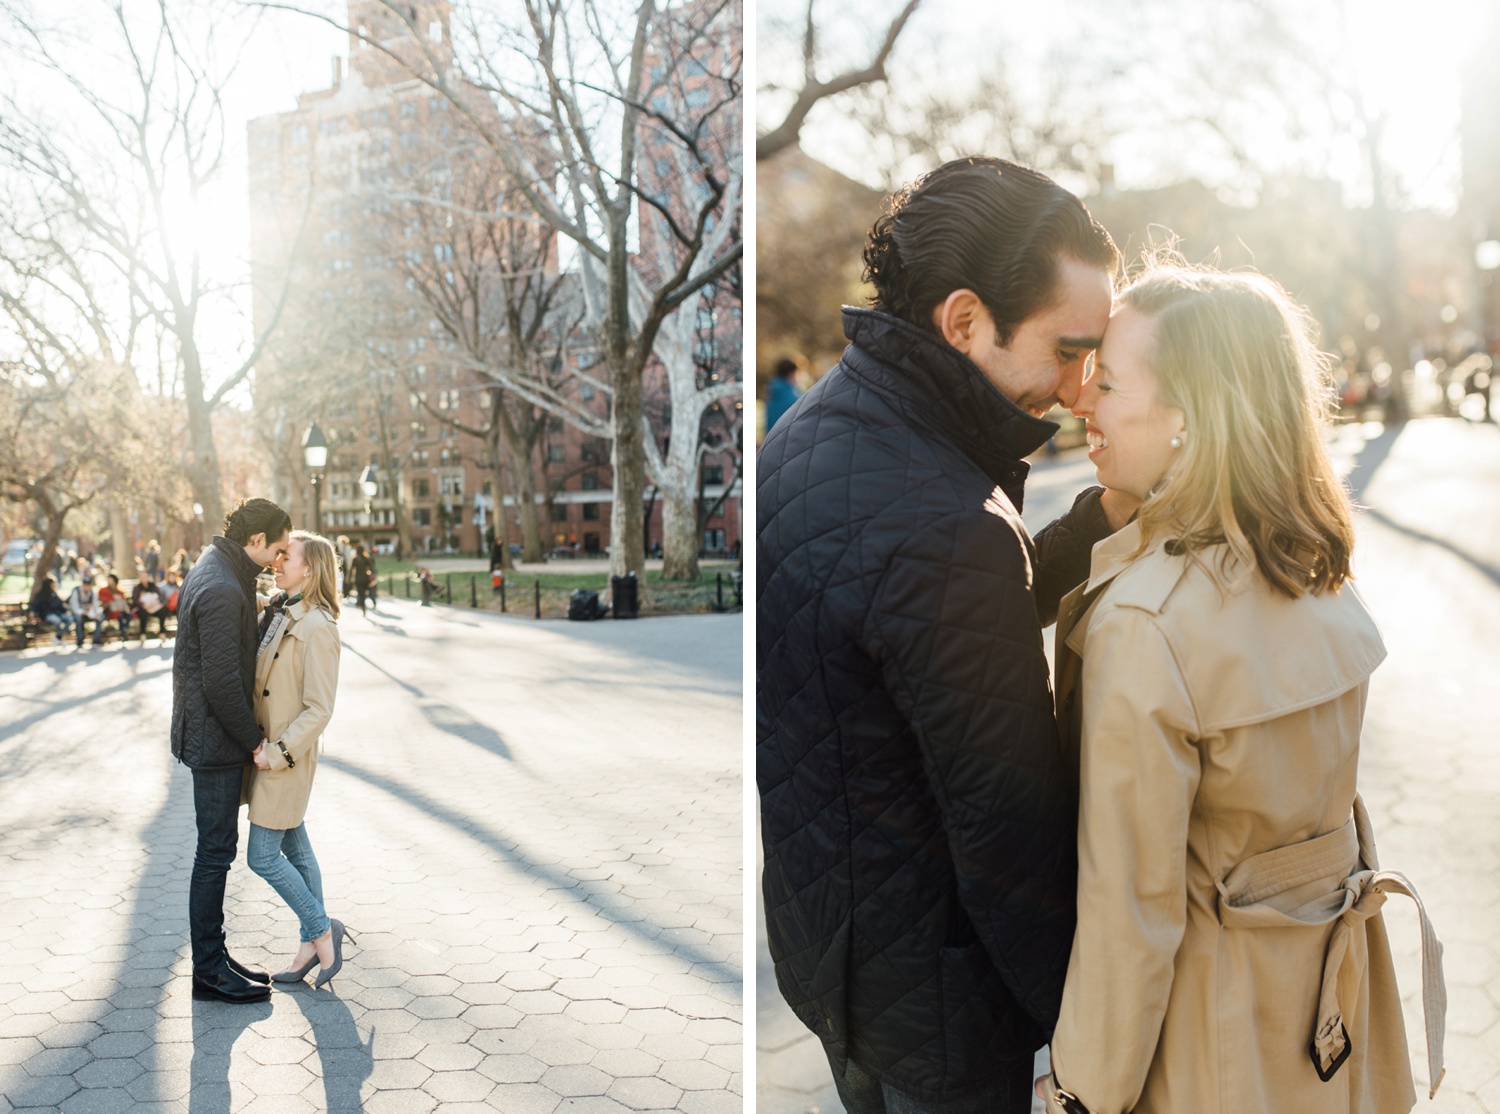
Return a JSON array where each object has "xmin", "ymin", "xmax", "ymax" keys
[
  {"xmin": 246, "ymin": 530, "xmax": 353, "ymax": 988},
  {"xmin": 1036, "ymin": 264, "xmax": 1445, "ymax": 1114}
]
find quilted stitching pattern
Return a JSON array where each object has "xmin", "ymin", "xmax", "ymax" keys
[
  {"xmin": 171, "ymin": 537, "xmax": 265, "ymax": 770},
  {"xmin": 757, "ymin": 309, "xmax": 1110, "ymax": 1100}
]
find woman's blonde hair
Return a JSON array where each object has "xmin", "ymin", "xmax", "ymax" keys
[
  {"xmin": 1121, "ymin": 261, "xmax": 1354, "ymax": 597},
  {"xmin": 291, "ymin": 531, "xmax": 342, "ymax": 619}
]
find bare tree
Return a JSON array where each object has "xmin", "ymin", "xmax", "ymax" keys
[
  {"xmin": 256, "ymin": 0, "xmax": 742, "ymax": 590},
  {"xmin": 395, "ymin": 157, "xmax": 578, "ymax": 566},
  {"xmin": 0, "ymin": 0, "xmax": 305, "ymax": 531},
  {"xmin": 0, "ymin": 225, "xmax": 163, "ymax": 595},
  {"xmin": 756, "ymin": 0, "xmax": 921, "ymax": 161}
]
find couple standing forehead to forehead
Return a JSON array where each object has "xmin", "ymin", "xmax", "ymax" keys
[{"xmin": 757, "ymin": 157, "xmax": 1443, "ymax": 1114}]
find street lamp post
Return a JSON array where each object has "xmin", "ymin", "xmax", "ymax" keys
[
  {"xmin": 359, "ymin": 464, "xmax": 379, "ymax": 536},
  {"xmin": 302, "ymin": 423, "xmax": 329, "ymax": 534}
]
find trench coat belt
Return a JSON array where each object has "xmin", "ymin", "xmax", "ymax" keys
[{"xmin": 1216, "ymin": 795, "xmax": 1447, "ymax": 1097}]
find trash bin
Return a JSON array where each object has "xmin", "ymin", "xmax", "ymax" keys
[
  {"xmin": 491, "ymin": 569, "xmax": 505, "ymax": 592},
  {"xmin": 610, "ymin": 573, "xmax": 639, "ymax": 619}
]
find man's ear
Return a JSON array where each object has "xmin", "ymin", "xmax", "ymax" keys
[
  {"xmin": 932, "ymin": 289, "xmax": 987, "ymax": 355},
  {"xmin": 247, "ymin": 533, "xmax": 266, "ymax": 552}
]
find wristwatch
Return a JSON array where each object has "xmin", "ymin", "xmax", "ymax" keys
[{"xmin": 276, "ymin": 741, "xmax": 295, "ymax": 769}]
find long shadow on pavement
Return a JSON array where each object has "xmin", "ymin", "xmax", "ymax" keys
[
  {"xmin": 343, "ymin": 642, "xmax": 517, "ymax": 763},
  {"xmin": 322, "ymin": 754, "xmax": 739, "ymax": 984}
]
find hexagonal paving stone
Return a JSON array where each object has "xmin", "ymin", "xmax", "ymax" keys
[
  {"xmin": 22, "ymin": 1044, "xmax": 92, "ymax": 1076},
  {"xmin": 683, "ymin": 1017, "xmax": 740, "ymax": 1045},
  {"xmin": 591, "ymin": 1047, "xmax": 661, "ymax": 1077},
  {"xmin": 459, "ymin": 1003, "xmax": 523, "ymax": 1029},
  {"xmin": 415, "ymin": 1042, "xmax": 483, "ymax": 1072},
  {"xmin": 409, "ymin": 1016, "xmax": 475, "ymax": 1045},
  {"xmin": 478, "ymin": 1052, "xmax": 548, "ymax": 1084},
  {"xmin": 620, "ymin": 1008, "xmax": 686, "ymax": 1035},
  {"xmin": 562, "ymin": 1000, "xmax": 627, "ymax": 1026},
  {"xmin": 365, "ymin": 1057, "xmax": 435, "ymax": 1091},
  {"xmin": 529, "ymin": 1037, "xmax": 597, "ymax": 1067},
  {"xmin": 507, "ymin": 991, "xmax": 570, "ymax": 1015},
  {"xmin": 605, "ymin": 1075, "xmax": 683, "ymax": 1109},
  {"xmin": 658, "ymin": 1058, "xmax": 731, "ymax": 1091},
  {"xmin": 362, "ymin": 1087, "xmax": 438, "ymax": 1114},
  {"xmin": 421, "ymin": 1068, "xmax": 496, "ymax": 1103},
  {"xmin": 8, "ymin": 1073, "xmax": 80, "ymax": 1106},
  {"xmin": 244, "ymin": 1036, "xmax": 317, "ymax": 1066},
  {"xmin": 406, "ymin": 995, "xmax": 468, "ymax": 1020},
  {"xmin": 539, "ymin": 1064, "xmax": 612, "ymax": 1098},
  {"xmin": 73, "ymin": 1057, "xmax": 145, "ymax": 1089},
  {"xmin": 482, "ymin": 1081, "xmax": 563, "ymax": 1114}
]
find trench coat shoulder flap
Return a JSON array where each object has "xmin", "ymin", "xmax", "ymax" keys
[{"xmin": 1071, "ymin": 525, "xmax": 1388, "ymax": 734}]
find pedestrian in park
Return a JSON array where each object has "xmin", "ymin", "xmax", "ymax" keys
[
  {"xmin": 757, "ymin": 156, "xmax": 1130, "ymax": 1112},
  {"xmin": 28, "ymin": 573, "xmax": 73, "ymax": 643},
  {"xmin": 416, "ymin": 566, "xmax": 439, "ymax": 606},
  {"xmin": 763, "ymin": 355, "xmax": 805, "ymax": 433},
  {"xmin": 99, "ymin": 573, "xmax": 131, "ymax": 639},
  {"xmin": 65, "ymin": 574, "xmax": 104, "ymax": 649},
  {"xmin": 349, "ymin": 544, "xmax": 374, "ymax": 615},
  {"xmin": 132, "ymin": 572, "xmax": 171, "ymax": 642},
  {"xmin": 246, "ymin": 530, "xmax": 353, "ymax": 987},
  {"xmin": 173, "ymin": 547, "xmax": 192, "ymax": 579},
  {"xmin": 144, "ymin": 539, "xmax": 161, "ymax": 578},
  {"xmin": 1035, "ymin": 262, "xmax": 1444, "ymax": 1113},
  {"xmin": 170, "ymin": 497, "xmax": 291, "ymax": 1005}
]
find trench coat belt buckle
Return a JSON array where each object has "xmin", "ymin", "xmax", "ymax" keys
[{"xmin": 1215, "ymin": 794, "xmax": 1446, "ymax": 1096}]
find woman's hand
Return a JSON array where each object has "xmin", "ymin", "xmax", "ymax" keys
[{"xmin": 252, "ymin": 741, "xmax": 271, "ymax": 770}]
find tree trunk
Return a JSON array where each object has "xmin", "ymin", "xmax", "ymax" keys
[
  {"xmin": 31, "ymin": 493, "xmax": 67, "ymax": 599},
  {"xmin": 181, "ymin": 345, "xmax": 225, "ymax": 531},
  {"xmin": 610, "ymin": 368, "xmax": 646, "ymax": 585},
  {"xmin": 374, "ymin": 404, "xmax": 415, "ymax": 559},
  {"xmin": 486, "ymin": 426, "xmax": 512, "ymax": 570},
  {"xmin": 109, "ymin": 501, "xmax": 132, "ymax": 566},
  {"xmin": 659, "ymin": 482, "xmax": 700, "ymax": 580}
]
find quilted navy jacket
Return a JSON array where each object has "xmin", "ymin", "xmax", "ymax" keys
[
  {"xmin": 757, "ymin": 308, "xmax": 1110, "ymax": 1099},
  {"xmin": 171, "ymin": 536, "xmax": 265, "ymax": 770}
]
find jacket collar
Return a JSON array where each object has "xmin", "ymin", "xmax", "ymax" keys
[
  {"xmin": 840, "ymin": 307, "xmax": 1059, "ymax": 505},
  {"xmin": 211, "ymin": 535, "xmax": 265, "ymax": 593}
]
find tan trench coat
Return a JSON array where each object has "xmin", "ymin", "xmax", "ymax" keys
[
  {"xmin": 1042, "ymin": 521, "xmax": 1443, "ymax": 1114},
  {"xmin": 245, "ymin": 600, "xmax": 340, "ymax": 830}
]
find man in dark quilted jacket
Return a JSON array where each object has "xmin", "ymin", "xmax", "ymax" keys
[
  {"xmin": 758, "ymin": 157, "xmax": 1138, "ymax": 1112},
  {"xmin": 172, "ymin": 497, "xmax": 291, "ymax": 1004}
]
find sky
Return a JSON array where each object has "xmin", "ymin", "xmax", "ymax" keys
[{"xmin": 758, "ymin": 0, "xmax": 1493, "ymax": 211}]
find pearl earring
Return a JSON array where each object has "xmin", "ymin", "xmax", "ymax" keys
[{"xmin": 1169, "ymin": 434, "xmax": 1184, "ymax": 449}]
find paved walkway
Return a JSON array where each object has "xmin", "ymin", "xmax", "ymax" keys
[
  {"xmin": 756, "ymin": 417, "xmax": 1500, "ymax": 1113},
  {"xmin": 0, "ymin": 601, "xmax": 742, "ymax": 1112}
]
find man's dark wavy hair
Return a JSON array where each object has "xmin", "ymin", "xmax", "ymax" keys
[
  {"xmin": 223, "ymin": 497, "xmax": 291, "ymax": 546},
  {"xmin": 863, "ymin": 156, "xmax": 1120, "ymax": 344}
]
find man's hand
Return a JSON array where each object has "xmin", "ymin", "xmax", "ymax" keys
[
  {"xmin": 252, "ymin": 740, "xmax": 271, "ymax": 771},
  {"xmin": 1099, "ymin": 487, "xmax": 1143, "ymax": 532}
]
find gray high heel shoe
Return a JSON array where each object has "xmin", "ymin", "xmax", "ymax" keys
[
  {"xmin": 270, "ymin": 954, "xmax": 320, "ymax": 984},
  {"xmin": 313, "ymin": 919, "xmax": 356, "ymax": 989}
]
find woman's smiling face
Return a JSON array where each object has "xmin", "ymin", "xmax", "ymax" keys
[
  {"xmin": 1071, "ymin": 306, "xmax": 1186, "ymax": 501},
  {"xmin": 276, "ymin": 538, "xmax": 310, "ymax": 594}
]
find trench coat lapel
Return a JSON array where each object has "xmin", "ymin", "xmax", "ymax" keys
[
  {"xmin": 1053, "ymin": 521, "xmax": 1147, "ymax": 781},
  {"xmin": 255, "ymin": 599, "xmax": 307, "ymax": 691}
]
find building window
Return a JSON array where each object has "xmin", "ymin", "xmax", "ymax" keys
[
  {"xmin": 704, "ymin": 465, "xmax": 724, "ymax": 484},
  {"xmin": 548, "ymin": 416, "xmax": 564, "ymax": 433},
  {"xmin": 581, "ymin": 472, "xmax": 599, "ymax": 491},
  {"xmin": 580, "ymin": 382, "xmax": 595, "ymax": 401},
  {"xmin": 412, "ymin": 450, "xmax": 429, "ymax": 467},
  {"xmin": 413, "ymin": 508, "xmax": 431, "ymax": 526},
  {"xmin": 440, "ymin": 475, "xmax": 463, "ymax": 497},
  {"xmin": 410, "ymin": 421, "xmax": 427, "ymax": 439},
  {"xmin": 582, "ymin": 503, "xmax": 600, "ymax": 521},
  {"xmin": 547, "ymin": 444, "xmax": 565, "ymax": 463},
  {"xmin": 550, "ymin": 503, "xmax": 568, "ymax": 523},
  {"xmin": 412, "ymin": 478, "xmax": 430, "ymax": 498}
]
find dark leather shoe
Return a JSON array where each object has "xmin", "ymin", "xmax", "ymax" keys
[
  {"xmin": 226, "ymin": 953, "xmax": 270, "ymax": 985},
  {"xmin": 191, "ymin": 969, "xmax": 271, "ymax": 1004}
]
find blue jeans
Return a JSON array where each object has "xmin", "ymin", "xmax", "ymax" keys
[
  {"xmin": 828, "ymin": 1051, "xmax": 1034, "ymax": 1114},
  {"xmin": 189, "ymin": 766, "xmax": 244, "ymax": 977},
  {"xmin": 247, "ymin": 823, "xmax": 329, "ymax": 943}
]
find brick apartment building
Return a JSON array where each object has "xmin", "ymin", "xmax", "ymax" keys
[{"xmin": 248, "ymin": 0, "xmax": 741, "ymax": 560}]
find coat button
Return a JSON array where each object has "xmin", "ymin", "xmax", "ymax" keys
[
  {"xmin": 262, "ymin": 689, "xmax": 270, "ymax": 697},
  {"xmin": 1065, "ymin": 693, "xmax": 1075, "ymax": 711}
]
